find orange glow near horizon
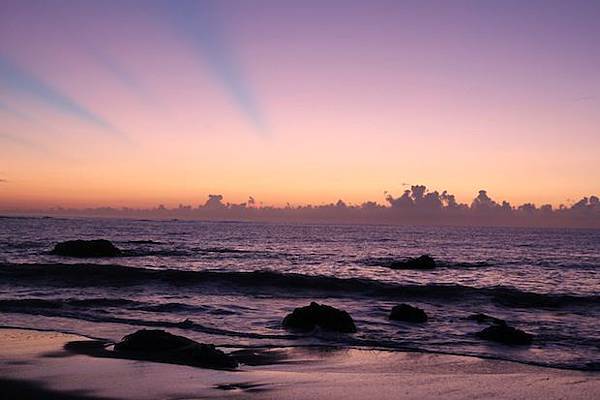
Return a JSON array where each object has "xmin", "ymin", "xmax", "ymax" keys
[{"xmin": 1, "ymin": 1, "xmax": 599, "ymax": 211}]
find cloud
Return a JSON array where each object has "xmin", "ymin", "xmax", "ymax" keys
[
  {"xmin": 0, "ymin": 56, "xmax": 120, "ymax": 136},
  {"xmin": 5, "ymin": 185, "xmax": 599, "ymax": 228},
  {"xmin": 203, "ymin": 194, "xmax": 226, "ymax": 209}
]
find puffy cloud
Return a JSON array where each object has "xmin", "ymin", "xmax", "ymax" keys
[
  {"xmin": 203, "ymin": 194, "xmax": 225, "ymax": 209},
  {"xmin": 471, "ymin": 190, "xmax": 497, "ymax": 210},
  {"xmin": 4, "ymin": 184, "xmax": 598, "ymax": 228}
]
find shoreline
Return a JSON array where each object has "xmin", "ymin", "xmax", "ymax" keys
[
  {"xmin": 1, "ymin": 324, "xmax": 598, "ymax": 373},
  {"xmin": 1, "ymin": 327, "xmax": 598, "ymax": 400},
  {"xmin": 3, "ymin": 324, "xmax": 598, "ymax": 373}
]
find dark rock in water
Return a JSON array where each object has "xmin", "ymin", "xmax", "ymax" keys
[
  {"xmin": 389, "ymin": 304, "xmax": 428, "ymax": 323},
  {"xmin": 177, "ymin": 318, "xmax": 194, "ymax": 328},
  {"xmin": 585, "ymin": 361, "xmax": 600, "ymax": 371},
  {"xmin": 467, "ymin": 313, "xmax": 506, "ymax": 325},
  {"xmin": 51, "ymin": 239, "xmax": 121, "ymax": 258},
  {"xmin": 114, "ymin": 329, "xmax": 238, "ymax": 369},
  {"xmin": 476, "ymin": 324, "xmax": 533, "ymax": 345},
  {"xmin": 282, "ymin": 302, "xmax": 357, "ymax": 333},
  {"xmin": 389, "ymin": 255, "xmax": 436, "ymax": 270}
]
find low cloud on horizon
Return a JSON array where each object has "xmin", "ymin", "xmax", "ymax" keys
[{"xmin": 3, "ymin": 185, "xmax": 599, "ymax": 229}]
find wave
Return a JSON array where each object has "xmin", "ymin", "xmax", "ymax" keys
[
  {"xmin": 88, "ymin": 246, "xmax": 276, "ymax": 258},
  {"xmin": 0, "ymin": 298, "xmax": 139, "ymax": 309},
  {"xmin": 0, "ymin": 297, "xmax": 241, "ymax": 317},
  {"xmin": 1, "ymin": 262, "xmax": 597, "ymax": 309},
  {"xmin": 122, "ymin": 240, "xmax": 165, "ymax": 245},
  {"xmin": 120, "ymin": 249, "xmax": 192, "ymax": 257},
  {"xmin": 361, "ymin": 256, "xmax": 492, "ymax": 269},
  {"xmin": 0, "ymin": 298, "xmax": 298, "ymax": 341},
  {"xmin": 362, "ymin": 257, "xmax": 599, "ymax": 271},
  {"xmin": 202, "ymin": 247, "xmax": 251, "ymax": 254}
]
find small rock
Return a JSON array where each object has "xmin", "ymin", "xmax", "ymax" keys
[
  {"xmin": 476, "ymin": 324, "xmax": 533, "ymax": 345},
  {"xmin": 467, "ymin": 313, "xmax": 506, "ymax": 325},
  {"xmin": 282, "ymin": 302, "xmax": 357, "ymax": 333},
  {"xmin": 177, "ymin": 319, "xmax": 194, "ymax": 328},
  {"xmin": 389, "ymin": 304, "xmax": 428, "ymax": 323},
  {"xmin": 389, "ymin": 255, "xmax": 436, "ymax": 270},
  {"xmin": 51, "ymin": 239, "xmax": 121, "ymax": 258}
]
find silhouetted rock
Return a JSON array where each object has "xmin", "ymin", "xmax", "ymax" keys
[
  {"xmin": 476, "ymin": 324, "xmax": 533, "ymax": 345},
  {"xmin": 467, "ymin": 313, "xmax": 506, "ymax": 325},
  {"xmin": 389, "ymin": 304, "xmax": 428, "ymax": 323},
  {"xmin": 115, "ymin": 329, "xmax": 193, "ymax": 352},
  {"xmin": 282, "ymin": 302, "xmax": 357, "ymax": 333},
  {"xmin": 114, "ymin": 329, "xmax": 238, "ymax": 369},
  {"xmin": 177, "ymin": 318, "xmax": 194, "ymax": 328},
  {"xmin": 51, "ymin": 239, "xmax": 121, "ymax": 258},
  {"xmin": 389, "ymin": 255, "xmax": 436, "ymax": 270}
]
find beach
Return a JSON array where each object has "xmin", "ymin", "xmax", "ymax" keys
[
  {"xmin": 1, "ymin": 219, "xmax": 599, "ymax": 399},
  {"xmin": 1, "ymin": 327, "xmax": 598, "ymax": 400}
]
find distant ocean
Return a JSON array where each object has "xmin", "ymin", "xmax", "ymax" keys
[{"xmin": 1, "ymin": 216, "xmax": 599, "ymax": 370}]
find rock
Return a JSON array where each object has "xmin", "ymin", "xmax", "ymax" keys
[
  {"xmin": 389, "ymin": 255, "xmax": 436, "ymax": 270},
  {"xmin": 476, "ymin": 324, "xmax": 533, "ymax": 345},
  {"xmin": 282, "ymin": 302, "xmax": 357, "ymax": 333},
  {"xmin": 177, "ymin": 319, "xmax": 194, "ymax": 328},
  {"xmin": 114, "ymin": 329, "xmax": 238, "ymax": 369},
  {"xmin": 114, "ymin": 329, "xmax": 194, "ymax": 352},
  {"xmin": 467, "ymin": 313, "xmax": 506, "ymax": 325},
  {"xmin": 389, "ymin": 304, "xmax": 428, "ymax": 323},
  {"xmin": 51, "ymin": 239, "xmax": 121, "ymax": 258}
]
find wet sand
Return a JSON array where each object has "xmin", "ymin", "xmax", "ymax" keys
[{"xmin": 0, "ymin": 328, "xmax": 598, "ymax": 399}]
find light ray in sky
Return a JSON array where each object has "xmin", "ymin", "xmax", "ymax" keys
[
  {"xmin": 0, "ymin": 55, "xmax": 121, "ymax": 136},
  {"xmin": 166, "ymin": 0, "xmax": 268, "ymax": 136}
]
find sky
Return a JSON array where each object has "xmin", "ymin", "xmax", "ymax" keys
[{"xmin": 1, "ymin": 0, "xmax": 599, "ymax": 209}]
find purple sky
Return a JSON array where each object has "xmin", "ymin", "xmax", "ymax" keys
[{"xmin": 1, "ymin": 0, "xmax": 599, "ymax": 209}]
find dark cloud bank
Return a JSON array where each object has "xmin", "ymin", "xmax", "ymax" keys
[{"xmin": 7, "ymin": 185, "xmax": 600, "ymax": 228}]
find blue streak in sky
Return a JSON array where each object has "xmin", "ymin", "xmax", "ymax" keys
[
  {"xmin": 0, "ymin": 56, "xmax": 119, "ymax": 135},
  {"xmin": 0, "ymin": 99, "xmax": 35, "ymax": 123},
  {"xmin": 88, "ymin": 47, "xmax": 155, "ymax": 107},
  {"xmin": 167, "ymin": 1, "xmax": 268, "ymax": 136}
]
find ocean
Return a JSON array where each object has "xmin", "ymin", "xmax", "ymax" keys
[{"xmin": 0, "ymin": 216, "xmax": 598, "ymax": 370}]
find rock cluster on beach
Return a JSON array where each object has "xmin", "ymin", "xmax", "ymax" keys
[
  {"xmin": 282, "ymin": 302, "xmax": 357, "ymax": 333},
  {"xmin": 114, "ymin": 329, "xmax": 238, "ymax": 369},
  {"xmin": 51, "ymin": 239, "xmax": 122, "ymax": 258},
  {"xmin": 389, "ymin": 304, "xmax": 428, "ymax": 323},
  {"xmin": 280, "ymin": 302, "xmax": 533, "ymax": 347}
]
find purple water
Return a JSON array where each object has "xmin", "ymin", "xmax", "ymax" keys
[{"xmin": 1, "ymin": 216, "xmax": 599, "ymax": 370}]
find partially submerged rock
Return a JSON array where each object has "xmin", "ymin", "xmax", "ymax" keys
[
  {"xmin": 467, "ymin": 313, "xmax": 506, "ymax": 325},
  {"xmin": 389, "ymin": 304, "xmax": 428, "ymax": 323},
  {"xmin": 476, "ymin": 324, "xmax": 533, "ymax": 345},
  {"xmin": 282, "ymin": 302, "xmax": 357, "ymax": 333},
  {"xmin": 389, "ymin": 255, "xmax": 436, "ymax": 270},
  {"xmin": 51, "ymin": 239, "xmax": 122, "ymax": 258},
  {"xmin": 114, "ymin": 329, "xmax": 238, "ymax": 369}
]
